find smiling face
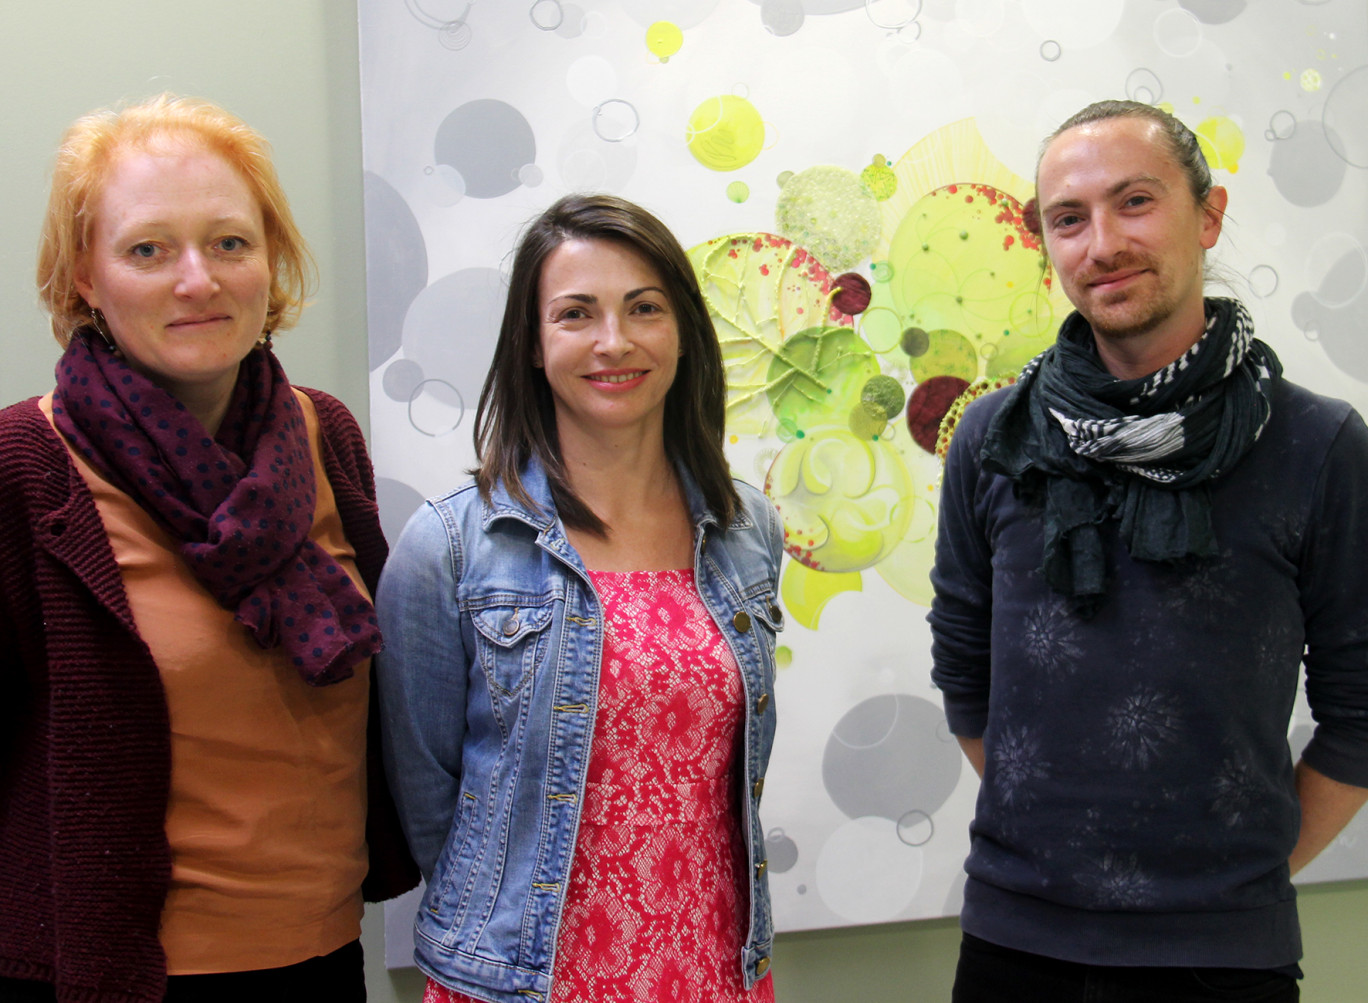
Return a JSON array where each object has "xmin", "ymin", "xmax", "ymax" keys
[
  {"xmin": 536, "ymin": 237, "xmax": 680, "ymax": 446},
  {"xmin": 75, "ymin": 138, "xmax": 271, "ymax": 416},
  {"xmin": 1036, "ymin": 116, "xmax": 1227, "ymax": 376}
]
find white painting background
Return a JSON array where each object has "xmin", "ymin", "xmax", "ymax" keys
[{"xmin": 357, "ymin": 0, "xmax": 1368, "ymax": 964}]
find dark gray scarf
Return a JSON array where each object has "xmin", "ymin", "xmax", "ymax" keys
[{"xmin": 979, "ymin": 297, "xmax": 1282, "ymax": 613}]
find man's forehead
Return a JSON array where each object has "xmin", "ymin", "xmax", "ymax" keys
[{"xmin": 1038, "ymin": 117, "xmax": 1178, "ymax": 194}]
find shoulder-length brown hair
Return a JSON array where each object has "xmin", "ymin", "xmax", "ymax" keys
[
  {"xmin": 37, "ymin": 92, "xmax": 315, "ymax": 345},
  {"xmin": 474, "ymin": 193, "xmax": 739, "ymax": 535}
]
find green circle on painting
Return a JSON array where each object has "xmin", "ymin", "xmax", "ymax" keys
[
  {"xmin": 775, "ymin": 166, "xmax": 880, "ymax": 273},
  {"xmin": 901, "ymin": 326, "xmax": 930, "ymax": 357},
  {"xmin": 860, "ymin": 374, "xmax": 906, "ymax": 420},
  {"xmin": 860, "ymin": 159, "xmax": 897, "ymax": 201},
  {"xmin": 687, "ymin": 95, "xmax": 765, "ymax": 172},
  {"xmin": 727, "ymin": 180, "xmax": 750, "ymax": 203},
  {"xmin": 765, "ymin": 326, "xmax": 878, "ymax": 432},
  {"xmin": 848, "ymin": 400, "xmax": 887, "ymax": 441},
  {"xmin": 859, "ymin": 306, "xmax": 903, "ymax": 354},
  {"xmin": 908, "ymin": 329, "xmax": 978, "ymax": 383}
]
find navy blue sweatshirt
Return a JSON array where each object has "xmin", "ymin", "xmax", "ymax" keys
[{"xmin": 929, "ymin": 376, "xmax": 1368, "ymax": 969}]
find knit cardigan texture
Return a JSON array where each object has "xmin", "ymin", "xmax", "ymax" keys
[{"xmin": 0, "ymin": 389, "xmax": 417, "ymax": 1003}]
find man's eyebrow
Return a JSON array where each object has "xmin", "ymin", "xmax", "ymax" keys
[{"xmin": 1044, "ymin": 174, "xmax": 1168, "ymax": 212}]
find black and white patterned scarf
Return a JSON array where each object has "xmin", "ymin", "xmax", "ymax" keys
[{"xmin": 979, "ymin": 297, "xmax": 1282, "ymax": 613}]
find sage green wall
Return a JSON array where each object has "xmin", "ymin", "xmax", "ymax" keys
[{"xmin": 2, "ymin": 3, "xmax": 1363, "ymax": 1000}]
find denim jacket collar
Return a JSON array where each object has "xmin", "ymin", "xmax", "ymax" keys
[{"xmin": 481, "ymin": 455, "xmax": 755, "ymax": 538}]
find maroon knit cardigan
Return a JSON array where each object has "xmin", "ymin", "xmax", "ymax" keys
[{"xmin": 0, "ymin": 389, "xmax": 418, "ymax": 1003}]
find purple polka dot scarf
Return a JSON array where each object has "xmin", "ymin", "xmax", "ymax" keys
[{"xmin": 52, "ymin": 330, "xmax": 382, "ymax": 686}]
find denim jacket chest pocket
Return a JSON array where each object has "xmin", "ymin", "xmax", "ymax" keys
[{"xmin": 469, "ymin": 599, "xmax": 556, "ymax": 698}]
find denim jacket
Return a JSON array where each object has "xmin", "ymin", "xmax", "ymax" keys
[{"xmin": 376, "ymin": 460, "xmax": 784, "ymax": 1003}]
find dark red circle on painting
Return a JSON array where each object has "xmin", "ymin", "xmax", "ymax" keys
[
  {"xmin": 831, "ymin": 272, "xmax": 872, "ymax": 315},
  {"xmin": 906, "ymin": 375, "xmax": 970, "ymax": 453}
]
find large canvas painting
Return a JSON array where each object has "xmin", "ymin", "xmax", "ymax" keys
[{"xmin": 357, "ymin": 0, "xmax": 1368, "ymax": 961}]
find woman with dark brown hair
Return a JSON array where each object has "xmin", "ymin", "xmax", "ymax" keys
[{"xmin": 378, "ymin": 194, "xmax": 784, "ymax": 1003}]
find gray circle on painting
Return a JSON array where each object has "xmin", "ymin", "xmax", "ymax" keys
[
  {"xmin": 376, "ymin": 477, "xmax": 428, "ymax": 548},
  {"xmin": 1267, "ymin": 120, "xmax": 1347, "ymax": 207},
  {"xmin": 765, "ymin": 829, "xmax": 800, "ymax": 873},
  {"xmin": 434, "ymin": 100, "xmax": 537, "ymax": 200},
  {"xmin": 1323, "ymin": 66, "xmax": 1368, "ymax": 168},
  {"xmin": 401, "ymin": 267, "xmax": 507, "ymax": 404},
  {"xmin": 363, "ymin": 172, "xmax": 428, "ymax": 370},
  {"xmin": 822, "ymin": 694, "xmax": 962, "ymax": 822},
  {"xmin": 439, "ymin": 21, "xmax": 473, "ymax": 50},
  {"xmin": 383, "ymin": 359, "xmax": 426, "ymax": 403},
  {"xmin": 1267, "ymin": 110, "xmax": 1296, "ymax": 142},
  {"xmin": 897, "ymin": 809, "xmax": 934, "ymax": 846},
  {"xmin": 1177, "ymin": 0, "xmax": 1245, "ymax": 23},
  {"xmin": 1247, "ymin": 265, "xmax": 1279, "ymax": 299},
  {"xmin": 762, "ymin": 0, "xmax": 805, "ymax": 36},
  {"xmin": 1040, "ymin": 40, "xmax": 1062, "ymax": 62},
  {"xmin": 1292, "ymin": 264, "xmax": 1368, "ymax": 381},
  {"xmin": 592, "ymin": 100, "xmax": 640, "ymax": 143},
  {"xmin": 408, "ymin": 379, "xmax": 466, "ymax": 438},
  {"xmin": 529, "ymin": 0, "xmax": 563, "ymax": 30},
  {"xmin": 1125, "ymin": 68, "xmax": 1163, "ymax": 105}
]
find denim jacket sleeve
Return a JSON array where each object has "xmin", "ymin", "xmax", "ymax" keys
[{"xmin": 376, "ymin": 499, "xmax": 468, "ymax": 880}]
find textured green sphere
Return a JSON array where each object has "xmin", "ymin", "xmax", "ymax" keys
[{"xmin": 860, "ymin": 374, "xmax": 906, "ymax": 421}]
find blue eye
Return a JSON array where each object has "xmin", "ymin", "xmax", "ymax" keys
[
  {"xmin": 219, "ymin": 236, "xmax": 246, "ymax": 252},
  {"xmin": 132, "ymin": 243, "xmax": 157, "ymax": 258}
]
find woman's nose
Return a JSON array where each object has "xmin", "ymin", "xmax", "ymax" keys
[
  {"xmin": 175, "ymin": 249, "xmax": 220, "ymax": 298},
  {"xmin": 595, "ymin": 313, "xmax": 630, "ymax": 355}
]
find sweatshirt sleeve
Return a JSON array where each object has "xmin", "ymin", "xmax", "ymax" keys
[
  {"xmin": 1297, "ymin": 408, "xmax": 1368, "ymax": 789},
  {"xmin": 927, "ymin": 399, "xmax": 998, "ymax": 738}
]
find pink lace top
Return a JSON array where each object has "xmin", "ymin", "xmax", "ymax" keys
[{"xmin": 425, "ymin": 568, "xmax": 774, "ymax": 1003}]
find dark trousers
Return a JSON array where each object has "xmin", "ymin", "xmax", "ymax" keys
[
  {"xmin": 953, "ymin": 933, "xmax": 1299, "ymax": 1003},
  {"xmin": 0, "ymin": 938, "xmax": 365, "ymax": 1003}
]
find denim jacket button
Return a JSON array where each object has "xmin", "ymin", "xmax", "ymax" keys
[
  {"xmin": 755, "ymin": 692, "xmax": 769, "ymax": 715},
  {"xmin": 756, "ymin": 957, "xmax": 770, "ymax": 976},
  {"xmin": 752, "ymin": 777, "xmax": 765, "ymax": 799},
  {"xmin": 502, "ymin": 615, "xmax": 520, "ymax": 637},
  {"xmin": 733, "ymin": 610, "xmax": 752, "ymax": 633},
  {"xmin": 768, "ymin": 603, "xmax": 781, "ymax": 622},
  {"xmin": 755, "ymin": 859, "xmax": 768, "ymax": 878}
]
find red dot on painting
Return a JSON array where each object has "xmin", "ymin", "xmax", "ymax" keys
[
  {"xmin": 831, "ymin": 272, "xmax": 872, "ymax": 315},
  {"xmin": 906, "ymin": 375, "xmax": 970, "ymax": 454}
]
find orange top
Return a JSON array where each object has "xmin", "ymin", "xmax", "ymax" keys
[{"xmin": 42, "ymin": 390, "xmax": 370, "ymax": 974}]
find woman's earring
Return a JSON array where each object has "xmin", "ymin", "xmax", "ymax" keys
[
  {"xmin": 89, "ymin": 306, "xmax": 121, "ymax": 357},
  {"xmin": 258, "ymin": 329, "xmax": 274, "ymax": 349}
]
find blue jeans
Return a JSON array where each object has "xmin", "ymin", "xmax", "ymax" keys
[{"xmin": 953, "ymin": 933, "xmax": 1299, "ymax": 1003}]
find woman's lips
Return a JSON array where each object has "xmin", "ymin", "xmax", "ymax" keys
[
  {"xmin": 168, "ymin": 313, "xmax": 231, "ymax": 328},
  {"xmin": 585, "ymin": 369, "xmax": 647, "ymax": 386}
]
